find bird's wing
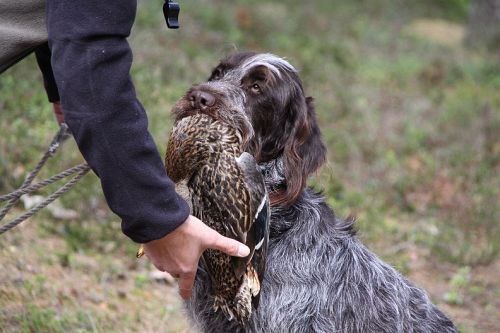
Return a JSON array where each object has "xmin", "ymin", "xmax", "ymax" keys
[{"xmin": 234, "ymin": 152, "xmax": 270, "ymax": 290}]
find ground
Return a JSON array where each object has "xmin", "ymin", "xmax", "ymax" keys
[{"xmin": 0, "ymin": 0, "xmax": 498, "ymax": 332}]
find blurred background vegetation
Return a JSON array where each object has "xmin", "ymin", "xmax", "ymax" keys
[{"xmin": 0, "ymin": 0, "xmax": 498, "ymax": 332}]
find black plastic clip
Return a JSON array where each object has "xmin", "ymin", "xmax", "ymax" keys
[{"xmin": 163, "ymin": 0, "xmax": 180, "ymax": 29}]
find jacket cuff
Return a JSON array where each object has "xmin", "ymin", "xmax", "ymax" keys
[{"xmin": 121, "ymin": 193, "xmax": 190, "ymax": 243}]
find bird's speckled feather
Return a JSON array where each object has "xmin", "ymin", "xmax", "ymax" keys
[{"xmin": 165, "ymin": 113, "xmax": 270, "ymax": 324}]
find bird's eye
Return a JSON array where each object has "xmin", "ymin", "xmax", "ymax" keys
[{"xmin": 251, "ymin": 83, "xmax": 261, "ymax": 94}]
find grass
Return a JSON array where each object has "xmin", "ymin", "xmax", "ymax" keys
[{"xmin": 1, "ymin": 0, "xmax": 499, "ymax": 332}]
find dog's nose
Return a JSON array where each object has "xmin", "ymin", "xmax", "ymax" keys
[{"xmin": 188, "ymin": 89, "xmax": 216, "ymax": 110}]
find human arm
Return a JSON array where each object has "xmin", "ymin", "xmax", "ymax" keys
[{"xmin": 46, "ymin": 0, "xmax": 189, "ymax": 242}]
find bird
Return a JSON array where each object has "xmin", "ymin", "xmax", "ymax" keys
[{"xmin": 164, "ymin": 112, "xmax": 270, "ymax": 324}]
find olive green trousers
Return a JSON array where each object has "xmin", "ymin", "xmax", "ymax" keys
[{"xmin": 0, "ymin": 0, "xmax": 47, "ymax": 73}]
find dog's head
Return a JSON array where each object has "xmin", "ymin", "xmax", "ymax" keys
[{"xmin": 173, "ymin": 51, "xmax": 326, "ymax": 207}]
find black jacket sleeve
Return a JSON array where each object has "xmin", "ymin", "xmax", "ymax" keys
[
  {"xmin": 46, "ymin": 0, "xmax": 190, "ymax": 243},
  {"xmin": 35, "ymin": 43, "xmax": 60, "ymax": 103}
]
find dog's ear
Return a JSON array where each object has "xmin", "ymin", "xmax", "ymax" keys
[{"xmin": 277, "ymin": 96, "xmax": 326, "ymax": 207}]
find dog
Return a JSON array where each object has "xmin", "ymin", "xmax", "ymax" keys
[{"xmin": 177, "ymin": 52, "xmax": 458, "ymax": 333}]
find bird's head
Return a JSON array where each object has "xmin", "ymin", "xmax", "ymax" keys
[{"xmin": 164, "ymin": 113, "xmax": 219, "ymax": 183}]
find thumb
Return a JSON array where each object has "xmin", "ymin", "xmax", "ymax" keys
[{"xmin": 205, "ymin": 228, "xmax": 250, "ymax": 257}]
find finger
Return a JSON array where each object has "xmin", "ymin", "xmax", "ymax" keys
[
  {"xmin": 178, "ymin": 272, "xmax": 196, "ymax": 300},
  {"xmin": 205, "ymin": 228, "xmax": 250, "ymax": 257}
]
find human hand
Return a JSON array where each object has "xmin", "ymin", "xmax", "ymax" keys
[
  {"xmin": 52, "ymin": 101, "xmax": 65, "ymax": 124},
  {"xmin": 142, "ymin": 215, "xmax": 250, "ymax": 299}
]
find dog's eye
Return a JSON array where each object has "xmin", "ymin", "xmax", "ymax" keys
[
  {"xmin": 211, "ymin": 69, "xmax": 223, "ymax": 81},
  {"xmin": 251, "ymin": 83, "xmax": 261, "ymax": 94}
]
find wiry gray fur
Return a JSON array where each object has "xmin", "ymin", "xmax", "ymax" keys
[
  {"xmin": 185, "ymin": 159, "xmax": 457, "ymax": 333},
  {"xmin": 183, "ymin": 54, "xmax": 458, "ymax": 333}
]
